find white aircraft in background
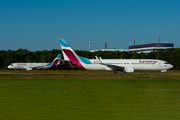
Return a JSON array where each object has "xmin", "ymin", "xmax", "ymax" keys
[
  {"xmin": 59, "ymin": 39, "xmax": 173, "ymax": 74},
  {"xmin": 8, "ymin": 54, "xmax": 62, "ymax": 70}
]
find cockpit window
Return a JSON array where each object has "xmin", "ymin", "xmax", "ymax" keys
[{"xmin": 164, "ymin": 62, "xmax": 168, "ymax": 64}]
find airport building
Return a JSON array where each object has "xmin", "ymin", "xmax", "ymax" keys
[
  {"xmin": 89, "ymin": 49, "xmax": 128, "ymax": 52},
  {"xmin": 129, "ymin": 43, "xmax": 174, "ymax": 54},
  {"xmin": 89, "ymin": 41, "xmax": 128, "ymax": 52},
  {"xmin": 88, "ymin": 39, "xmax": 174, "ymax": 53}
]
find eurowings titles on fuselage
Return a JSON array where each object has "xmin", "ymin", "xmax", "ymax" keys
[
  {"xmin": 8, "ymin": 54, "xmax": 61, "ymax": 70},
  {"xmin": 59, "ymin": 39, "xmax": 173, "ymax": 74}
]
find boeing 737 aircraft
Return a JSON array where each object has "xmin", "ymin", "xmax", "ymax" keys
[
  {"xmin": 8, "ymin": 54, "xmax": 61, "ymax": 70},
  {"xmin": 59, "ymin": 39, "xmax": 173, "ymax": 74}
]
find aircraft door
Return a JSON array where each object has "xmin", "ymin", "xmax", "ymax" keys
[{"xmin": 158, "ymin": 62, "xmax": 161, "ymax": 67}]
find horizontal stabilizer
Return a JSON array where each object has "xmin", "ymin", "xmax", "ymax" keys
[{"xmin": 59, "ymin": 59, "xmax": 74, "ymax": 68}]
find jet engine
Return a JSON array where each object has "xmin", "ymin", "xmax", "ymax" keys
[
  {"xmin": 123, "ymin": 67, "xmax": 134, "ymax": 73},
  {"xmin": 26, "ymin": 67, "xmax": 33, "ymax": 70}
]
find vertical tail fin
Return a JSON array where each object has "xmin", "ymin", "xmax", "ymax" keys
[
  {"xmin": 47, "ymin": 54, "xmax": 61, "ymax": 67},
  {"xmin": 59, "ymin": 39, "xmax": 85, "ymax": 69}
]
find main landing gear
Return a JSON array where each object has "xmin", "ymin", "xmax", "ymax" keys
[{"xmin": 114, "ymin": 71, "xmax": 117, "ymax": 74}]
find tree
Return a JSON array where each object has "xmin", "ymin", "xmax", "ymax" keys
[
  {"xmin": 119, "ymin": 51, "xmax": 128, "ymax": 59},
  {"xmin": 145, "ymin": 51, "xmax": 156, "ymax": 59},
  {"xmin": 169, "ymin": 48, "xmax": 180, "ymax": 70},
  {"xmin": 4, "ymin": 58, "xmax": 14, "ymax": 69},
  {"xmin": 24, "ymin": 56, "xmax": 34, "ymax": 62},
  {"xmin": 156, "ymin": 49, "xmax": 166, "ymax": 60}
]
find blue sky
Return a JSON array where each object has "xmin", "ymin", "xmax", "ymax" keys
[{"xmin": 0, "ymin": 0, "xmax": 180, "ymax": 51}]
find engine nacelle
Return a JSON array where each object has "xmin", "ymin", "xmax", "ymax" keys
[
  {"xmin": 123, "ymin": 67, "xmax": 134, "ymax": 73},
  {"xmin": 26, "ymin": 67, "xmax": 33, "ymax": 70}
]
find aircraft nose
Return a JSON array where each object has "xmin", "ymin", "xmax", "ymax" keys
[
  {"xmin": 8, "ymin": 65, "xmax": 12, "ymax": 69},
  {"xmin": 169, "ymin": 64, "xmax": 173, "ymax": 69}
]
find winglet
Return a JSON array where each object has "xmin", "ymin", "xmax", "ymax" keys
[{"xmin": 95, "ymin": 56, "xmax": 102, "ymax": 64}]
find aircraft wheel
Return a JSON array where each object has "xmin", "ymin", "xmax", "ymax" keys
[{"xmin": 114, "ymin": 71, "xmax": 117, "ymax": 74}]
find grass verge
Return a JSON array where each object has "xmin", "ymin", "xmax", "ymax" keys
[{"xmin": 0, "ymin": 70, "xmax": 180, "ymax": 120}]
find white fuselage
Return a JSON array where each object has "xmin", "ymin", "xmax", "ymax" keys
[
  {"xmin": 8, "ymin": 54, "xmax": 61, "ymax": 70},
  {"xmin": 59, "ymin": 39, "xmax": 173, "ymax": 73},
  {"xmin": 8, "ymin": 63, "xmax": 48, "ymax": 70},
  {"xmin": 80, "ymin": 59, "xmax": 173, "ymax": 71}
]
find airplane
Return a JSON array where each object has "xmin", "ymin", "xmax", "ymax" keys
[
  {"xmin": 8, "ymin": 54, "xmax": 62, "ymax": 70},
  {"xmin": 59, "ymin": 39, "xmax": 173, "ymax": 74}
]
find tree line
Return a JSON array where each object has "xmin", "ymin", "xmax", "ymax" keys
[{"xmin": 0, "ymin": 48, "xmax": 180, "ymax": 70}]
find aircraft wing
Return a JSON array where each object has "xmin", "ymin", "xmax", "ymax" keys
[
  {"xmin": 25, "ymin": 65, "xmax": 47, "ymax": 69},
  {"xmin": 102, "ymin": 63, "xmax": 123, "ymax": 69},
  {"xmin": 95, "ymin": 56, "xmax": 124, "ymax": 70}
]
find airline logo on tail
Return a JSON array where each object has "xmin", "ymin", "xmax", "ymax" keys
[
  {"xmin": 59, "ymin": 39, "xmax": 92, "ymax": 69},
  {"xmin": 47, "ymin": 54, "xmax": 61, "ymax": 67},
  {"xmin": 59, "ymin": 39, "xmax": 173, "ymax": 74}
]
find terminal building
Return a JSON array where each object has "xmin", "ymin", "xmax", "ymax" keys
[{"xmin": 129, "ymin": 43, "xmax": 174, "ymax": 54}]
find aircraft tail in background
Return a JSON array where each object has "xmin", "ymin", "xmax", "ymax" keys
[
  {"xmin": 46, "ymin": 54, "xmax": 62, "ymax": 68},
  {"xmin": 7, "ymin": 54, "xmax": 62, "ymax": 70}
]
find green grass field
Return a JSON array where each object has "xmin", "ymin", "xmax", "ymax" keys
[{"xmin": 0, "ymin": 70, "xmax": 180, "ymax": 120}]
